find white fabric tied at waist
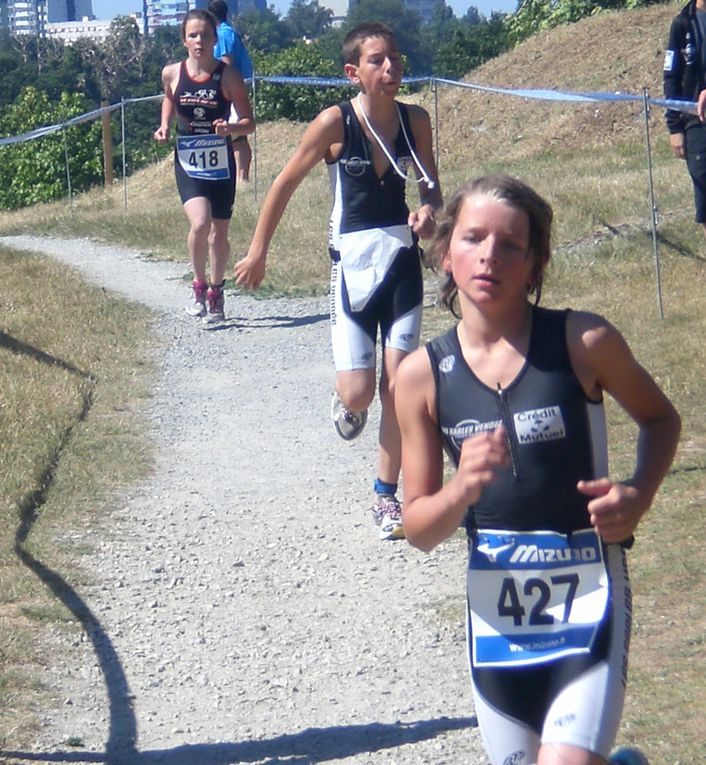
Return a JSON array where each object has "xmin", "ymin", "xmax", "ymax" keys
[{"xmin": 335, "ymin": 224, "xmax": 413, "ymax": 312}]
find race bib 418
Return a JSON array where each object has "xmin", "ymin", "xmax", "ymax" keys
[{"xmin": 176, "ymin": 134, "xmax": 230, "ymax": 181}]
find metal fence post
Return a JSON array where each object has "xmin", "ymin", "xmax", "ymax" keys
[
  {"xmin": 121, "ymin": 98, "xmax": 128, "ymax": 210},
  {"xmin": 101, "ymin": 99, "xmax": 114, "ymax": 187},
  {"xmin": 62, "ymin": 126, "xmax": 73, "ymax": 210},
  {"xmin": 643, "ymin": 87, "xmax": 664, "ymax": 319}
]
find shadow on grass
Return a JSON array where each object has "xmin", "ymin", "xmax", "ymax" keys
[
  {"xmin": 0, "ymin": 330, "xmax": 93, "ymax": 378},
  {"xmin": 656, "ymin": 231, "xmax": 706, "ymax": 262}
]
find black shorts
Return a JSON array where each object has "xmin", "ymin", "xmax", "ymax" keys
[
  {"xmin": 174, "ymin": 146, "xmax": 236, "ymax": 220},
  {"xmin": 685, "ymin": 123, "xmax": 706, "ymax": 223}
]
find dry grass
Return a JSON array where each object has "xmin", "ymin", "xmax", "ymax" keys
[
  {"xmin": 1, "ymin": 3, "xmax": 704, "ymax": 760},
  {"xmin": 0, "ymin": 247, "xmax": 156, "ymax": 750}
]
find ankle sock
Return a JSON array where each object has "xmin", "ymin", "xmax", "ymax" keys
[{"xmin": 373, "ymin": 478, "xmax": 398, "ymax": 497}]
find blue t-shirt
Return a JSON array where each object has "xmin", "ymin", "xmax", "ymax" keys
[{"xmin": 214, "ymin": 21, "xmax": 253, "ymax": 79}]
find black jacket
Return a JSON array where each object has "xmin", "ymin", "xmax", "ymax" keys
[{"xmin": 664, "ymin": 0, "xmax": 705, "ymax": 133}]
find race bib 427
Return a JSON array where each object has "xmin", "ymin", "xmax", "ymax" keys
[{"xmin": 467, "ymin": 528, "xmax": 609, "ymax": 667}]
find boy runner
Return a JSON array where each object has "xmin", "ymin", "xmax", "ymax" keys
[{"xmin": 235, "ymin": 21, "xmax": 442, "ymax": 539}]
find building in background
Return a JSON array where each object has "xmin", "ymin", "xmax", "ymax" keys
[
  {"xmin": 46, "ymin": 0, "xmax": 92, "ymax": 21},
  {"xmin": 1, "ymin": 0, "xmax": 94, "ymax": 35},
  {"xmin": 142, "ymin": 0, "xmax": 189, "ymax": 35},
  {"xmin": 0, "ymin": 0, "xmax": 11, "ymax": 32},
  {"xmin": 4, "ymin": 0, "xmax": 46, "ymax": 34},
  {"xmin": 47, "ymin": 14, "xmax": 144, "ymax": 43}
]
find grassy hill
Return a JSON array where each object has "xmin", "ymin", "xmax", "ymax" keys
[{"xmin": 436, "ymin": 1, "xmax": 671, "ymax": 162}]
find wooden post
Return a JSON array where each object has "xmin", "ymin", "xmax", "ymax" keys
[{"xmin": 101, "ymin": 100, "xmax": 113, "ymax": 187}]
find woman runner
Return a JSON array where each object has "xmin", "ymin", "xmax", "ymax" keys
[{"xmin": 154, "ymin": 8, "xmax": 254, "ymax": 323}]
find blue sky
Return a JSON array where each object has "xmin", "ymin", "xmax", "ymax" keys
[{"xmin": 92, "ymin": 0, "xmax": 517, "ymax": 22}]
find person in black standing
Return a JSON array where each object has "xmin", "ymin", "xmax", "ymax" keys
[{"xmin": 664, "ymin": 0, "xmax": 706, "ymax": 240}]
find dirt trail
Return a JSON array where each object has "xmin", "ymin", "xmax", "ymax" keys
[{"xmin": 1, "ymin": 235, "xmax": 487, "ymax": 765}]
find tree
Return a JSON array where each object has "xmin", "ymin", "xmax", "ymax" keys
[
  {"xmin": 314, "ymin": 25, "xmax": 347, "ymax": 66},
  {"xmin": 0, "ymin": 87, "xmax": 102, "ymax": 210},
  {"xmin": 0, "ymin": 31, "xmax": 94, "ymax": 105},
  {"xmin": 237, "ymin": 8, "xmax": 293, "ymax": 54},
  {"xmin": 463, "ymin": 6, "xmax": 482, "ymax": 25},
  {"xmin": 92, "ymin": 16, "xmax": 145, "ymax": 101},
  {"xmin": 252, "ymin": 41, "xmax": 354, "ymax": 121},
  {"xmin": 286, "ymin": 0, "xmax": 334, "ymax": 41},
  {"xmin": 427, "ymin": 13, "xmax": 509, "ymax": 78},
  {"xmin": 0, "ymin": 31, "xmax": 25, "ymax": 107},
  {"xmin": 418, "ymin": 2, "xmax": 510, "ymax": 78},
  {"xmin": 429, "ymin": 0, "xmax": 455, "ymax": 26}
]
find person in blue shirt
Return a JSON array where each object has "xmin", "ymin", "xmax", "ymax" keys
[{"xmin": 208, "ymin": 0, "xmax": 254, "ymax": 182}]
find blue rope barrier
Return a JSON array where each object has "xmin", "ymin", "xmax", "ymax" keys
[{"xmin": 0, "ymin": 76, "xmax": 698, "ymax": 148}]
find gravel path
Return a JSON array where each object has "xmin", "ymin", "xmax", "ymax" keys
[{"xmin": 2, "ymin": 235, "xmax": 487, "ymax": 765}]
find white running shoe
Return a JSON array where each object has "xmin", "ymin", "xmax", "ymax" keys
[
  {"xmin": 371, "ymin": 494, "xmax": 405, "ymax": 541},
  {"xmin": 186, "ymin": 280, "xmax": 207, "ymax": 317},
  {"xmin": 330, "ymin": 392, "xmax": 367, "ymax": 441}
]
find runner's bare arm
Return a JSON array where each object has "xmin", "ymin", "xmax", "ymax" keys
[
  {"xmin": 234, "ymin": 106, "xmax": 343, "ymax": 289},
  {"xmin": 397, "ymin": 348, "xmax": 509, "ymax": 552},
  {"xmin": 568, "ymin": 311, "xmax": 681, "ymax": 542},
  {"xmin": 154, "ymin": 64, "xmax": 178, "ymax": 143},
  {"xmin": 214, "ymin": 67, "xmax": 254, "ymax": 139},
  {"xmin": 406, "ymin": 105, "xmax": 443, "ymax": 239}
]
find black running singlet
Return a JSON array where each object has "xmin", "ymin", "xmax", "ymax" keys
[
  {"xmin": 328, "ymin": 100, "xmax": 416, "ymax": 239},
  {"xmin": 426, "ymin": 307, "xmax": 609, "ymax": 535},
  {"xmin": 174, "ymin": 60, "xmax": 230, "ymax": 136}
]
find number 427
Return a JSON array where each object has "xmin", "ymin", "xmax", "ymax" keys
[{"xmin": 498, "ymin": 573, "xmax": 579, "ymax": 627}]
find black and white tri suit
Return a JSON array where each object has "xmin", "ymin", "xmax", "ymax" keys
[
  {"xmin": 327, "ymin": 100, "xmax": 423, "ymax": 371},
  {"xmin": 172, "ymin": 60, "xmax": 235, "ymax": 219},
  {"xmin": 426, "ymin": 307, "xmax": 631, "ymax": 765}
]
